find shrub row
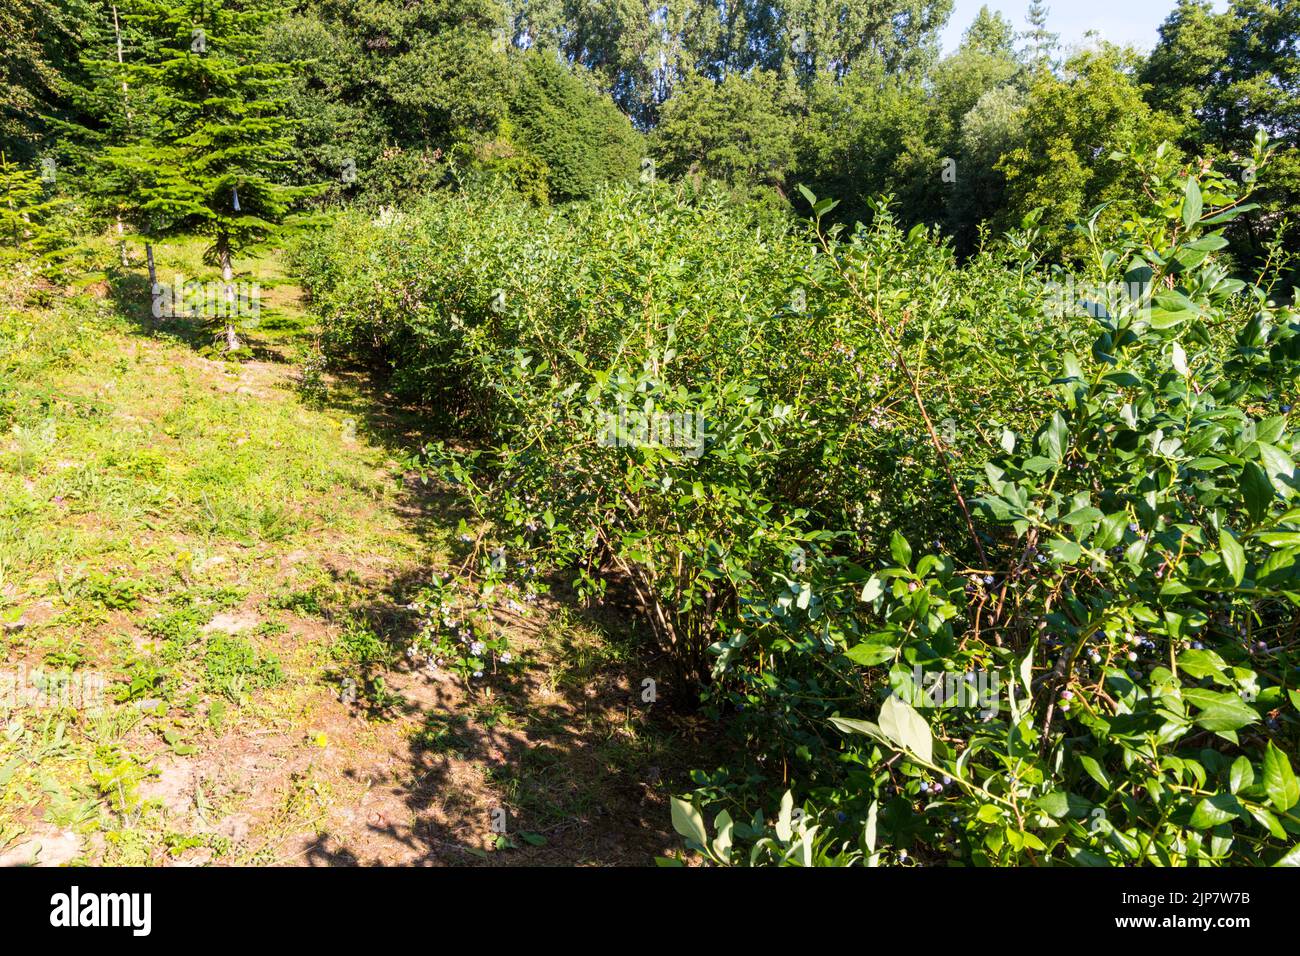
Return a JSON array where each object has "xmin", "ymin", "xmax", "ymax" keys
[{"xmin": 297, "ymin": 142, "xmax": 1300, "ymax": 866}]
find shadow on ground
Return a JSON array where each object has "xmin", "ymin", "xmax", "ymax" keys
[
  {"xmin": 300, "ymin": 496, "xmax": 710, "ymax": 866},
  {"xmin": 293, "ymin": 370, "xmax": 711, "ymax": 865},
  {"xmin": 104, "ymin": 252, "xmax": 708, "ymax": 866},
  {"xmin": 107, "ymin": 256, "xmax": 309, "ymax": 365}
]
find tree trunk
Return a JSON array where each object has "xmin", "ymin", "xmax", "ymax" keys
[
  {"xmin": 146, "ymin": 242, "xmax": 156, "ymax": 295},
  {"xmin": 220, "ymin": 242, "xmax": 239, "ymax": 351},
  {"xmin": 112, "ymin": 5, "xmax": 133, "ymax": 270},
  {"xmin": 4, "ymin": 154, "xmax": 17, "ymax": 248},
  {"xmin": 112, "ymin": 4, "xmax": 132, "ymax": 123}
]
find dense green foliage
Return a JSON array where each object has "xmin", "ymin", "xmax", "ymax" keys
[
  {"xmin": 100, "ymin": 0, "xmax": 322, "ymax": 261},
  {"xmin": 0, "ymin": 0, "xmax": 97, "ymax": 161},
  {"xmin": 508, "ymin": 52, "xmax": 643, "ymax": 203},
  {"xmin": 297, "ymin": 137, "xmax": 1300, "ymax": 865},
  {"xmin": 5, "ymin": 0, "xmax": 1300, "ymax": 868},
  {"xmin": 6, "ymin": 0, "xmax": 1297, "ymax": 269},
  {"xmin": 653, "ymin": 70, "xmax": 801, "ymax": 190},
  {"xmin": 1142, "ymin": 0, "xmax": 1300, "ymax": 265},
  {"xmin": 499, "ymin": 0, "xmax": 952, "ymax": 126},
  {"xmin": 261, "ymin": 0, "xmax": 644, "ymax": 205},
  {"xmin": 0, "ymin": 151, "xmax": 62, "ymax": 264}
]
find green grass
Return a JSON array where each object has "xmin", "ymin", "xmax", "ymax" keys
[
  {"xmin": 0, "ymin": 236, "xmax": 445, "ymax": 864},
  {"xmin": 0, "ymin": 235, "xmax": 685, "ymax": 866}
]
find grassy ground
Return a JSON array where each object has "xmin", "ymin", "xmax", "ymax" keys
[{"xmin": 0, "ymin": 236, "xmax": 691, "ymax": 865}]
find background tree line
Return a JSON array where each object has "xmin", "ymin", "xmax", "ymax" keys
[{"xmin": 1, "ymin": 0, "xmax": 1297, "ymax": 273}]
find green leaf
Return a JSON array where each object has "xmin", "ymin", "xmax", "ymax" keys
[
  {"xmin": 1061, "ymin": 506, "xmax": 1103, "ymax": 529},
  {"xmin": 890, "ymin": 531, "xmax": 911, "ymax": 568},
  {"xmin": 711, "ymin": 810, "xmax": 734, "ymax": 859},
  {"xmin": 1182, "ymin": 176, "xmax": 1203, "ymax": 229},
  {"xmin": 1259, "ymin": 532, "xmax": 1300, "ymax": 547},
  {"xmin": 1259, "ymin": 442, "xmax": 1297, "ymax": 496},
  {"xmin": 1185, "ymin": 234, "xmax": 1228, "ymax": 252},
  {"xmin": 1241, "ymin": 462, "xmax": 1274, "ymax": 523},
  {"xmin": 1040, "ymin": 411, "xmax": 1068, "ymax": 463},
  {"xmin": 878, "ymin": 694, "xmax": 933, "ymax": 763},
  {"xmin": 1078, "ymin": 753, "xmax": 1110, "ymax": 789},
  {"xmin": 1048, "ymin": 538, "xmax": 1082, "ymax": 562},
  {"xmin": 670, "ymin": 796, "xmax": 708, "ymax": 848},
  {"xmin": 1189, "ymin": 793, "xmax": 1241, "ymax": 828},
  {"xmin": 845, "ymin": 641, "xmax": 896, "ymax": 666},
  {"xmin": 0, "ymin": 757, "xmax": 21, "ymax": 787},
  {"xmin": 1202, "ymin": 207, "xmax": 1255, "ymax": 226},
  {"xmin": 1275, "ymin": 843, "xmax": 1300, "ymax": 867},
  {"xmin": 1229, "ymin": 755, "xmax": 1254, "ymax": 794},
  {"xmin": 1094, "ymin": 512, "xmax": 1127, "ymax": 550},
  {"xmin": 1257, "ymin": 415, "xmax": 1287, "ymax": 444},
  {"xmin": 829, "ymin": 716, "xmax": 884, "ymax": 739},
  {"xmin": 1036, "ymin": 791, "xmax": 1070, "ymax": 818},
  {"xmin": 1183, "ymin": 688, "xmax": 1259, "ymax": 732},
  {"xmin": 1220, "ymin": 529, "xmax": 1246, "ymax": 586},
  {"xmin": 775, "ymin": 791, "xmax": 794, "ymax": 841},
  {"xmin": 1066, "ymin": 846, "xmax": 1112, "ymax": 867},
  {"xmin": 1263, "ymin": 741, "xmax": 1299, "ymax": 812},
  {"xmin": 1179, "ymin": 648, "xmax": 1229, "ymax": 681},
  {"xmin": 1149, "ymin": 306, "xmax": 1189, "ymax": 329},
  {"xmin": 1247, "ymin": 804, "xmax": 1287, "ymax": 840},
  {"xmin": 1019, "ymin": 648, "xmax": 1034, "ymax": 697}
]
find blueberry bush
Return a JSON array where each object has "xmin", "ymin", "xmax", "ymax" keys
[{"xmin": 296, "ymin": 137, "xmax": 1300, "ymax": 865}]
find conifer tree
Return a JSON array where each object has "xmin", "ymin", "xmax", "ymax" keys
[
  {"xmin": 104, "ymin": 0, "xmax": 323, "ymax": 350},
  {"xmin": 0, "ymin": 150, "xmax": 65, "ymax": 268},
  {"xmin": 1022, "ymin": 0, "xmax": 1059, "ymax": 71},
  {"xmin": 49, "ymin": 3, "xmax": 145, "ymax": 268}
]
